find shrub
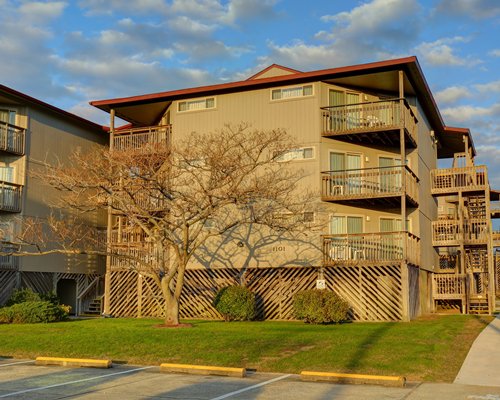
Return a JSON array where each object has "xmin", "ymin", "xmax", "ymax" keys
[
  {"xmin": 213, "ymin": 286, "xmax": 257, "ymax": 321},
  {"xmin": 6, "ymin": 288, "xmax": 41, "ymax": 306},
  {"xmin": 293, "ymin": 290, "xmax": 350, "ymax": 324},
  {"xmin": 0, "ymin": 301, "xmax": 69, "ymax": 324}
]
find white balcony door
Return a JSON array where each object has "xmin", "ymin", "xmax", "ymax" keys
[
  {"xmin": 329, "ymin": 90, "xmax": 360, "ymax": 130},
  {"xmin": 330, "ymin": 215, "xmax": 362, "ymax": 235},
  {"xmin": 0, "ymin": 110, "xmax": 16, "ymax": 147},
  {"xmin": 379, "ymin": 156, "xmax": 402, "ymax": 192},
  {"xmin": 330, "ymin": 152, "xmax": 361, "ymax": 194}
]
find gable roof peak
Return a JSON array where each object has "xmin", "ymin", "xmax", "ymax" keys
[{"xmin": 246, "ymin": 64, "xmax": 301, "ymax": 80}]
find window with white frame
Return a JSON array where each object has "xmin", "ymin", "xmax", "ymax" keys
[
  {"xmin": 276, "ymin": 147, "xmax": 314, "ymax": 162},
  {"xmin": 178, "ymin": 97, "xmax": 215, "ymax": 112},
  {"xmin": 271, "ymin": 84, "xmax": 313, "ymax": 100}
]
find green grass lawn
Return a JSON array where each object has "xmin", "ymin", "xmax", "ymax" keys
[{"xmin": 0, "ymin": 314, "xmax": 492, "ymax": 382}]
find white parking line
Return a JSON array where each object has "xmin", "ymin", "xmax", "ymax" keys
[
  {"xmin": 210, "ymin": 374, "xmax": 292, "ymax": 400},
  {"xmin": 0, "ymin": 365, "xmax": 155, "ymax": 398},
  {"xmin": 0, "ymin": 360, "xmax": 34, "ymax": 367}
]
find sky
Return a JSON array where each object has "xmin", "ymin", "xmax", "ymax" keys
[{"xmin": 1, "ymin": 0, "xmax": 500, "ymax": 183}]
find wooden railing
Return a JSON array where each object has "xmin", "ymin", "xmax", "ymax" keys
[
  {"xmin": 0, "ymin": 181, "xmax": 22, "ymax": 212},
  {"xmin": 321, "ymin": 98, "xmax": 418, "ymax": 144},
  {"xmin": 430, "ymin": 165, "xmax": 487, "ymax": 193},
  {"xmin": 323, "ymin": 231, "xmax": 420, "ymax": 266},
  {"xmin": 113, "ymin": 125, "xmax": 171, "ymax": 151},
  {"xmin": 110, "ymin": 228, "xmax": 149, "ymax": 246},
  {"xmin": 432, "ymin": 219, "xmax": 489, "ymax": 245},
  {"xmin": 432, "ymin": 274, "xmax": 466, "ymax": 299},
  {"xmin": 0, "ymin": 121, "xmax": 25, "ymax": 155},
  {"xmin": 321, "ymin": 165, "xmax": 418, "ymax": 203},
  {"xmin": 438, "ymin": 254, "xmax": 458, "ymax": 273}
]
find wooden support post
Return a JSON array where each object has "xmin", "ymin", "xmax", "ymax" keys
[
  {"xmin": 103, "ymin": 109, "xmax": 115, "ymax": 316},
  {"xmin": 399, "ymin": 71, "xmax": 410, "ymax": 321}
]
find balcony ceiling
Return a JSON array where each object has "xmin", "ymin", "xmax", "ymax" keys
[{"xmin": 114, "ymin": 101, "xmax": 171, "ymax": 126}]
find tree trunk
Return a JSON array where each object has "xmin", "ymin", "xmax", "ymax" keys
[
  {"xmin": 164, "ymin": 293, "xmax": 180, "ymax": 326},
  {"xmin": 161, "ymin": 277, "xmax": 180, "ymax": 326}
]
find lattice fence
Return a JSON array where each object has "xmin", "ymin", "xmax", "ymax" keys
[
  {"xmin": 0, "ymin": 269, "xmax": 18, "ymax": 305},
  {"xmin": 109, "ymin": 265, "xmax": 407, "ymax": 321},
  {"xmin": 21, "ymin": 272, "xmax": 54, "ymax": 293}
]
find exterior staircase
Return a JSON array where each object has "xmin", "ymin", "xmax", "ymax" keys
[
  {"xmin": 80, "ymin": 297, "xmax": 103, "ymax": 317},
  {"xmin": 468, "ymin": 295, "xmax": 489, "ymax": 314}
]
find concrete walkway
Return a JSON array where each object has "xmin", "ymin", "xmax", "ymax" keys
[{"xmin": 454, "ymin": 314, "xmax": 500, "ymax": 387}]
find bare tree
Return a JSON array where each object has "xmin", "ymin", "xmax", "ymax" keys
[{"xmin": 5, "ymin": 124, "xmax": 313, "ymax": 326}]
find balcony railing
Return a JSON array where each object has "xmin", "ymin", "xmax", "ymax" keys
[
  {"xmin": 0, "ymin": 121, "xmax": 25, "ymax": 155},
  {"xmin": 110, "ymin": 228, "xmax": 149, "ymax": 246},
  {"xmin": 0, "ymin": 242, "xmax": 19, "ymax": 270},
  {"xmin": 0, "ymin": 181, "xmax": 22, "ymax": 212},
  {"xmin": 321, "ymin": 98, "xmax": 418, "ymax": 146},
  {"xmin": 321, "ymin": 165, "xmax": 418, "ymax": 205},
  {"xmin": 430, "ymin": 166, "xmax": 487, "ymax": 194},
  {"xmin": 323, "ymin": 231, "xmax": 420, "ymax": 267},
  {"xmin": 113, "ymin": 125, "xmax": 171, "ymax": 151},
  {"xmin": 432, "ymin": 274, "xmax": 466, "ymax": 300},
  {"xmin": 432, "ymin": 219, "xmax": 489, "ymax": 246}
]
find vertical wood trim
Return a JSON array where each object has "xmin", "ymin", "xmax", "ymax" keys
[
  {"xmin": 137, "ymin": 273, "xmax": 143, "ymax": 318},
  {"xmin": 401, "ymin": 263, "xmax": 410, "ymax": 321}
]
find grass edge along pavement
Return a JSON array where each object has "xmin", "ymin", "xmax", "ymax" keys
[{"xmin": 0, "ymin": 314, "xmax": 492, "ymax": 382}]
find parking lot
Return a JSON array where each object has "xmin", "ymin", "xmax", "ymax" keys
[{"xmin": 1, "ymin": 358, "xmax": 500, "ymax": 399}]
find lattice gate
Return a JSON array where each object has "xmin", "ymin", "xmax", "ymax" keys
[{"xmin": 109, "ymin": 265, "xmax": 407, "ymax": 321}]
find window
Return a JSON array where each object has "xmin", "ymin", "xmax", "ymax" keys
[
  {"xmin": 276, "ymin": 147, "xmax": 314, "ymax": 162},
  {"xmin": 0, "ymin": 166, "xmax": 14, "ymax": 182},
  {"xmin": 178, "ymin": 97, "xmax": 215, "ymax": 112},
  {"xmin": 379, "ymin": 217, "xmax": 410, "ymax": 232},
  {"xmin": 271, "ymin": 84, "xmax": 313, "ymax": 100},
  {"xmin": 330, "ymin": 215, "xmax": 363, "ymax": 235}
]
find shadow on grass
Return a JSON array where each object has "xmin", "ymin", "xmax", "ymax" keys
[{"xmin": 343, "ymin": 322, "xmax": 395, "ymax": 372}]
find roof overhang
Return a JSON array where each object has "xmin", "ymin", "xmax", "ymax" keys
[
  {"xmin": 90, "ymin": 56, "xmax": 468, "ymax": 155},
  {"xmin": 438, "ymin": 126, "xmax": 476, "ymax": 159}
]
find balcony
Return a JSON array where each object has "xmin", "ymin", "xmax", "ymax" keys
[
  {"xmin": 0, "ymin": 121, "xmax": 25, "ymax": 155},
  {"xmin": 110, "ymin": 228, "xmax": 148, "ymax": 247},
  {"xmin": 432, "ymin": 218, "xmax": 489, "ymax": 246},
  {"xmin": 0, "ymin": 181, "xmax": 22, "ymax": 212},
  {"xmin": 321, "ymin": 165, "xmax": 418, "ymax": 207},
  {"xmin": 430, "ymin": 166, "xmax": 487, "ymax": 194},
  {"xmin": 113, "ymin": 125, "xmax": 171, "ymax": 152},
  {"xmin": 321, "ymin": 98, "xmax": 418, "ymax": 148},
  {"xmin": 323, "ymin": 231, "xmax": 420, "ymax": 267},
  {"xmin": 432, "ymin": 273, "xmax": 466, "ymax": 300}
]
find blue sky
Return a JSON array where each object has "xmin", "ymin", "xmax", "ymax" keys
[{"xmin": 1, "ymin": 0, "xmax": 500, "ymax": 182}]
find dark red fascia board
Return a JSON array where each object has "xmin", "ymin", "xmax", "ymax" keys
[{"xmin": 90, "ymin": 56, "xmax": 427, "ymax": 111}]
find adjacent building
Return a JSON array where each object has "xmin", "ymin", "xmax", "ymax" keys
[{"xmin": 0, "ymin": 84, "xmax": 107, "ymax": 313}]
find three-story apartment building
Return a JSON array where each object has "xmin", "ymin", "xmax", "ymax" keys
[
  {"xmin": 91, "ymin": 56, "xmax": 498, "ymax": 321},
  {"xmin": 0, "ymin": 84, "xmax": 107, "ymax": 314}
]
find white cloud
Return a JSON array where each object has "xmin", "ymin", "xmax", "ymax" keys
[
  {"xmin": 489, "ymin": 49, "xmax": 500, "ymax": 57},
  {"xmin": 18, "ymin": 1, "xmax": 67, "ymax": 23},
  {"xmin": 436, "ymin": 0, "xmax": 500, "ymax": 19},
  {"xmin": 435, "ymin": 86, "xmax": 472, "ymax": 104},
  {"xmin": 475, "ymin": 80, "xmax": 500, "ymax": 93},
  {"xmin": 260, "ymin": 0, "xmax": 421, "ymax": 71},
  {"xmin": 442, "ymin": 103, "xmax": 500, "ymax": 124},
  {"xmin": 415, "ymin": 37, "xmax": 481, "ymax": 67},
  {"xmin": 78, "ymin": 0, "xmax": 168, "ymax": 15}
]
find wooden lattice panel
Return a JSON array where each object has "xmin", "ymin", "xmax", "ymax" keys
[
  {"xmin": 109, "ymin": 270, "xmax": 140, "ymax": 317},
  {"xmin": 108, "ymin": 265, "xmax": 406, "ymax": 321},
  {"xmin": 325, "ymin": 265, "xmax": 403, "ymax": 321},
  {"xmin": 495, "ymin": 255, "xmax": 500, "ymax": 293},
  {"xmin": 0, "ymin": 270, "xmax": 17, "ymax": 305},
  {"xmin": 21, "ymin": 272, "xmax": 53, "ymax": 294}
]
